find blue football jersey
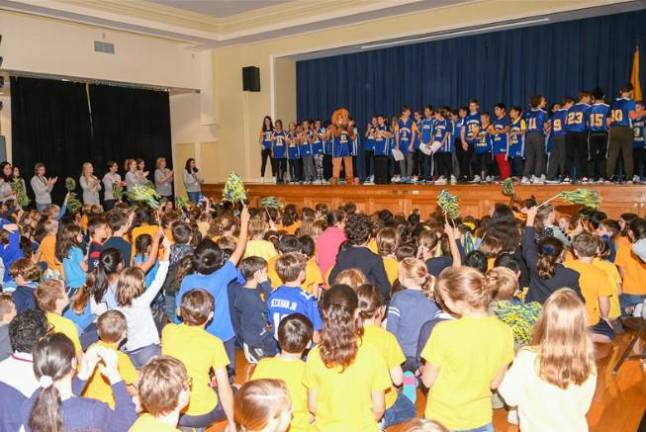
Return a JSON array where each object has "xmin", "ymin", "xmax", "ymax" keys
[
  {"xmin": 373, "ymin": 126, "xmax": 390, "ymax": 156},
  {"xmin": 299, "ymin": 131, "xmax": 313, "ymax": 157},
  {"xmin": 610, "ymin": 97, "xmax": 636, "ymax": 128},
  {"xmin": 350, "ymin": 127, "xmax": 360, "ymax": 156},
  {"xmin": 565, "ymin": 103, "xmax": 590, "ymax": 133},
  {"xmin": 454, "ymin": 117, "xmax": 465, "ymax": 142},
  {"xmin": 272, "ymin": 130, "xmax": 287, "ymax": 159},
  {"xmin": 262, "ymin": 130, "xmax": 273, "ymax": 150},
  {"xmin": 432, "ymin": 119, "xmax": 451, "ymax": 152},
  {"xmin": 333, "ymin": 130, "xmax": 351, "ymax": 157},
  {"xmin": 365, "ymin": 125, "xmax": 376, "ymax": 152},
  {"xmin": 633, "ymin": 116, "xmax": 645, "ymax": 149},
  {"xmin": 267, "ymin": 286, "xmax": 322, "ymax": 338},
  {"xmin": 588, "ymin": 103, "xmax": 610, "ymax": 132},
  {"xmin": 397, "ymin": 117, "xmax": 414, "ymax": 155},
  {"xmin": 464, "ymin": 112, "xmax": 481, "ymax": 142},
  {"xmin": 491, "ymin": 116, "xmax": 510, "ymax": 155},
  {"xmin": 474, "ymin": 129, "xmax": 492, "ymax": 155},
  {"xmin": 508, "ymin": 118, "xmax": 526, "ymax": 158},
  {"xmin": 311, "ymin": 128, "xmax": 325, "ymax": 154},
  {"xmin": 550, "ymin": 109, "xmax": 568, "ymax": 137},
  {"xmin": 524, "ymin": 108, "xmax": 547, "ymax": 134},
  {"xmin": 420, "ymin": 117, "xmax": 434, "ymax": 144}
]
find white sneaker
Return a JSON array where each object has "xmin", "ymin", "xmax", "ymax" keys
[
  {"xmin": 561, "ymin": 176, "xmax": 571, "ymax": 184},
  {"xmin": 434, "ymin": 176, "xmax": 447, "ymax": 185},
  {"xmin": 633, "ymin": 302, "xmax": 643, "ymax": 318},
  {"xmin": 312, "ymin": 179, "xmax": 322, "ymax": 185},
  {"xmin": 450, "ymin": 175, "xmax": 457, "ymax": 185},
  {"xmin": 485, "ymin": 176, "xmax": 493, "ymax": 183},
  {"xmin": 520, "ymin": 176, "xmax": 531, "ymax": 185},
  {"xmin": 470, "ymin": 175, "xmax": 481, "ymax": 183},
  {"xmin": 391, "ymin": 176, "xmax": 401, "ymax": 184},
  {"xmin": 272, "ymin": 177, "xmax": 277, "ymax": 184},
  {"xmin": 633, "ymin": 175, "xmax": 641, "ymax": 184}
]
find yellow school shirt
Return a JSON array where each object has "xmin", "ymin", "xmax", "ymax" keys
[
  {"xmin": 161, "ymin": 323, "xmax": 229, "ymax": 416},
  {"xmin": 304, "ymin": 257, "xmax": 324, "ymax": 295},
  {"xmin": 421, "ymin": 315, "xmax": 514, "ymax": 431},
  {"xmin": 564, "ymin": 260, "xmax": 613, "ymax": 326},
  {"xmin": 361, "ymin": 324, "xmax": 406, "ymax": 409},
  {"xmin": 252, "ymin": 357, "xmax": 311, "ymax": 432},
  {"xmin": 46, "ymin": 313, "xmax": 82, "ymax": 353},
  {"xmin": 382, "ymin": 256, "xmax": 399, "ymax": 285},
  {"xmin": 592, "ymin": 258, "xmax": 622, "ymax": 319},
  {"xmin": 268, "ymin": 255, "xmax": 281, "ymax": 288},
  {"xmin": 615, "ymin": 237, "xmax": 646, "ymax": 295},
  {"xmin": 303, "ymin": 342, "xmax": 391, "ymax": 432},
  {"xmin": 129, "ymin": 413, "xmax": 180, "ymax": 432},
  {"xmin": 244, "ymin": 239, "xmax": 278, "ymax": 261},
  {"xmin": 83, "ymin": 341, "xmax": 138, "ymax": 408},
  {"xmin": 367, "ymin": 239, "xmax": 378, "ymax": 254},
  {"xmin": 38, "ymin": 234, "xmax": 63, "ymax": 274}
]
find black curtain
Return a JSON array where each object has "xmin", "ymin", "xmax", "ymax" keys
[{"xmin": 10, "ymin": 77, "xmax": 172, "ymax": 205}]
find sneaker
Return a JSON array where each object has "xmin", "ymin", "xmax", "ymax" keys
[
  {"xmin": 581, "ymin": 177, "xmax": 590, "ymax": 184},
  {"xmin": 633, "ymin": 302, "xmax": 643, "ymax": 318},
  {"xmin": 450, "ymin": 175, "xmax": 457, "ymax": 185},
  {"xmin": 312, "ymin": 179, "xmax": 322, "ymax": 185},
  {"xmin": 520, "ymin": 176, "xmax": 531, "ymax": 185},
  {"xmin": 364, "ymin": 178, "xmax": 374, "ymax": 185},
  {"xmin": 434, "ymin": 176, "xmax": 447, "ymax": 185},
  {"xmin": 272, "ymin": 177, "xmax": 277, "ymax": 184},
  {"xmin": 259, "ymin": 177, "xmax": 265, "ymax": 184},
  {"xmin": 633, "ymin": 175, "xmax": 641, "ymax": 184},
  {"xmin": 545, "ymin": 178, "xmax": 561, "ymax": 185},
  {"xmin": 402, "ymin": 371, "xmax": 417, "ymax": 404},
  {"xmin": 561, "ymin": 176, "xmax": 571, "ymax": 184},
  {"xmin": 391, "ymin": 176, "xmax": 401, "ymax": 184},
  {"xmin": 485, "ymin": 176, "xmax": 493, "ymax": 183},
  {"xmin": 470, "ymin": 175, "xmax": 482, "ymax": 183}
]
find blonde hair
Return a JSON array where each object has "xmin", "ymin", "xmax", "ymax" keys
[
  {"xmin": 81, "ymin": 162, "xmax": 93, "ymax": 176},
  {"xmin": 116, "ymin": 267, "xmax": 145, "ymax": 307},
  {"xmin": 398, "ymin": 257, "xmax": 434, "ymax": 298},
  {"xmin": 248, "ymin": 216, "xmax": 268, "ymax": 240},
  {"xmin": 531, "ymin": 288, "xmax": 595, "ymax": 389},
  {"xmin": 234, "ymin": 379, "xmax": 291, "ymax": 432},
  {"xmin": 436, "ymin": 267, "xmax": 494, "ymax": 313},
  {"xmin": 333, "ymin": 268, "xmax": 368, "ymax": 291},
  {"xmin": 486, "ymin": 267, "xmax": 518, "ymax": 301},
  {"xmin": 402, "ymin": 419, "xmax": 449, "ymax": 432},
  {"xmin": 137, "ymin": 356, "xmax": 189, "ymax": 416}
]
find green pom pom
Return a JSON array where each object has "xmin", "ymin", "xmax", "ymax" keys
[
  {"xmin": 112, "ymin": 183, "xmax": 124, "ymax": 200},
  {"xmin": 65, "ymin": 177, "xmax": 77, "ymax": 192},
  {"xmin": 501, "ymin": 178, "xmax": 514, "ymax": 196},
  {"xmin": 66, "ymin": 193, "xmax": 82, "ymax": 214},
  {"xmin": 175, "ymin": 195, "xmax": 188, "ymax": 211},
  {"xmin": 558, "ymin": 188, "xmax": 600, "ymax": 209},
  {"xmin": 259, "ymin": 196, "xmax": 284, "ymax": 209},
  {"xmin": 222, "ymin": 172, "xmax": 247, "ymax": 203},
  {"xmin": 438, "ymin": 189, "xmax": 460, "ymax": 219},
  {"xmin": 126, "ymin": 184, "xmax": 161, "ymax": 209},
  {"xmin": 10, "ymin": 179, "xmax": 30, "ymax": 208}
]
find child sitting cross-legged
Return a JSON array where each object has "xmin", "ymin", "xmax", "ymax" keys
[
  {"xmin": 162, "ymin": 288, "xmax": 236, "ymax": 430},
  {"xmin": 251, "ymin": 313, "xmax": 314, "ymax": 432},
  {"xmin": 10, "ymin": 258, "xmax": 41, "ymax": 313}
]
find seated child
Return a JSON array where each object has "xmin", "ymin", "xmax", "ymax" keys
[
  {"xmin": 87, "ymin": 216, "xmax": 109, "ymax": 272},
  {"xmin": 267, "ymin": 252, "xmax": 322, "ymax": 340},
  {"xmin": 298, "ymin": 235, "xmax": 324, "ymax": 297},
  {"xmin": 244, "ymin": 215, "xmax": 278, "ymax": 261},
  {"xmin": 234, "ymin": 379, "xmax": 292, "ymax": 432},
  {"xmin": 252, "ymin": 313, "xmax": 314, "ymax": 432},
  {"xmin": 268, "ymin": 234, "xmax": 302, "ymax": 288},
  {"xmin": 376, "ymin": 227, "xmax": 400, "ymax": 285},
  {"xmin": 10, "ymin": 258, "xmax": 40, "ymax": 313},
  {"xmin": 0, "ymin": 222, "xmax": 22, "ymax": 283},
  {"xmin": 130, "ymin": 356, "xmax": 190, "ymax": 431},
  {"xmin": 0, "ymin": 294, "xmax": 16, "ymax": 361},
  {"xmin": 34, "ymin": 279, "xmax": 82, "ymax": 353},
  {"xmin": 83, "ymin": 310, "xmax": 138, "ymax": 407},
  {"xmin": 55, "ymin": 223, "xmax": 87, "ymax": 292}
]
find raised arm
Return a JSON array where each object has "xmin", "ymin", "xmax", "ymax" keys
[
  {"xmin": 522, "ymin": 207, "xmax": 539, "ymax": 273},
  {"xmin": 228, "ymin": 205, "xmax": 250, "ymax": 265}
]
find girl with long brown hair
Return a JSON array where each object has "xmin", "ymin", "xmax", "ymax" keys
[
  {"xmin": 303, "ymin": 284, "xmax": 390, "ymax": 431},
  {"xmin": 499, "ymin": 288, "xmax": 596, "ymax": 432}
]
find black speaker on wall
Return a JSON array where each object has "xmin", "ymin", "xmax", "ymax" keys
[{"xmin": 242, "ymin": 66, "xmax": 260, "ymax": 92}]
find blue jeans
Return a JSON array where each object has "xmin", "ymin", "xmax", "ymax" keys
[
  {"xmin": 127, "ymin": 344, "xmax": 161, "ymax": 369},
  {"xmin": 620, "ymin": 294, "xmax": 646, "ymax": 315},
  {"xmin": 454, "ymin": 424, "xmax": 493, "ymax": 432},
  {"xmin": 164, "ymin": 294, "xmax": 176, "ymax": 321},
  {"xmin": 187, "ymin": 191, "xmax": 202, "ymax": 202},
  {"xmin": 382, "ymin": 392, "xmax": 416, "ymax": 428}
]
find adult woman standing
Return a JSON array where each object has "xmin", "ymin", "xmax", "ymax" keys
[
  {"xmin": 183, "ymin": 158, "xmax": 203, "ymax": 202},
  {"xmin": 259, "ymin": 116, "xmax": 275, "ymax": 183},
  {"xmin": 30, "ymin": 162, "xmax": 58, "ymax": 212},
  {"xmin": 124, "ymin": 159, "xmax": 147, "ymax": 192},
  {"xmin": 0, "ymin": 162, "xmax": 15, "ymax": 203},
  {"xmin": 154, "ymin": 157, "xmax": 174, "ymax": 200},
  {"xmin": 103, "ymin": 161, "xmax": 123, "ymax": 210},
  {"xmin": 80, "ymin": 162, "xmax": 102, "ymax": 206}
]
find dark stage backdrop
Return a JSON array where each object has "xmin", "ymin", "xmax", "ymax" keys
[
  {"xmin": 11, "ymin": 76, "xmax": 171, "ymax": 204},
  {"xmin": 296, "ymin": 9, "xmax": 646, "ymax": 175}
]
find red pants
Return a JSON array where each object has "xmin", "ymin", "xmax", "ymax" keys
[{"xmin": 495, "ymin": 153, "xmax": 511, "ymax": 179}]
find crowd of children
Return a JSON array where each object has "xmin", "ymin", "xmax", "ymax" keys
[
  {"xmin": 260, "ymin": 83, "xmax": 646, "ymax": 186},
  {"xmin": 0, "ymin": 180, "xmax": 644, "ymax": 432}
]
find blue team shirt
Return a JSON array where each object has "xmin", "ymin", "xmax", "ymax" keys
[
  {"xmin": 474, "ymin": 129, "xmax": 492, "ymax": 155},
  {"xmin": 524, "ymin": 108, "xmax": 547, "ymax": 134},
  {"xmin": 420, "ymin": 118, "xmax": 434, "ymax": 144},
  {"xmin": 262, "ymin": 130, "xmax": 273, "ymax": 150},
  {"xmin": 633, "ymin": 116, "xmax": 645, "ymax": 149},
  {"xmin": 365, "ymin": 125, "xmax": 376, "ymax": 152},
  {"xmin": 491, "ymin": 116, "xmax": 510, "ymax": 155},
  {"xmin": 287, "ymin": 132, "xmax": 300, "ymax": 160},
  {"xmin": 432, "ymin": 119, "xmax": 451, "ymax": 152},
  {"xmin": 589, "ymin": 103, "xmax": 610, "ymax": 132},
  {"xmin": 333, "ymin": 130, "xmax": 351, "ymax": 157},
  {"xmin": 272, "ymin": 130, "xmax": 287, "ymax": 159},
  {"xmin": 508, "ymin": 118, "xmax": 525, "ymax": 158},
  {"xmin": 299, "ymin": 131, "xmax": 313, "ymax": 157},
  {"xmin": 566, "ymin": 103, "xmax": 590, "ymax": 133},
  {"xmin": 397, "ymin": 117, "xmax": 415, "ymax": 155},
  {"xmin": 550, "ymin": 109, "xmax": 568, "ymax": 137},
  {"xmin": 311, "ymin": 128, "xmax": 325, "ymax": 154},
  {"xmin": 454, "ymin": 117, "xmax": 465, "ymax": 143},
  {"xmin": 373, "ymin": 126, "xmax": 390, "ymax": 156},
  {"xmin": 610, "ymin": 97, "xmax": 636, "ymax": 128},
  {"xmin": 267, "ymin": 286, "xmax": 322, "ymax": 338},
  {"xmin": 350, "ymin": 127, "xmax": 360, "ymax": 156},
  {"xmin": 464, "ymin": 112, "xmax": 481, "ymax": 143}
]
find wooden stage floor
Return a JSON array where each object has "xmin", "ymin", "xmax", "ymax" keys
[{"xmin": 204, "ymin": 182, "xmax": 646, "ymax": 219}]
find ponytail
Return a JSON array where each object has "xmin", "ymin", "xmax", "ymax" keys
[
  {"xmin": 91, "ymin": 248, "xmax": 124, "ymax": 304},
  {"xmin": 536, "ymin": 237, "xmax": 564, "ymax": 280},
  {"xmin": 356, "ymin": 284, "xmax": 385, "ymax": 323},
  {"xmin": 319, "ymin": 285, "xmax": 361, "ymax": 371}
]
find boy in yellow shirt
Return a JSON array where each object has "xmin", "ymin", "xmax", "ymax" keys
[
  {"xmin": 268, "ymin": 235, "xmax": 302, "ymax": 288},
  {"xmin": 130, "ymin": 356, "xmax": 190, "ymax": 432},
  {"xmin": 565, "ymin": 232, "xmax": 614, "ymax": 343},
  {"xmin": 34, "ymin": 280, "xmax": 82, "ymax": 353},
  {"xmin": 592, "ymin": 240, "xmax": 622, "ymax": 322},
  {"xmin": 161, "ymin": 288, "xmax": 236, "ymax": 430},
  {"xmin": 299, "ymin": 235, "xmax": 324, "ymax": 297},
  {"xmin": 252, "ymin": 313, "xmax": 314, "ymax": 432},
  {"xmin": 83, "ymin": 311, "xmax": 138, "ymax": 407}
]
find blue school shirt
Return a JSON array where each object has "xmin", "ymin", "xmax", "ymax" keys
[
  {"xmin": 491, "ymin": 116, "xmax": 510, "ymax": 155},
  {"xmin": 633, "ymin": 116, "xmax": 645, "ymax": 149},
  {"xmin": 509, "ymin": 118, "xmax": 525, "ymax": 158},
  {"xmin": 551, "ymin": 109, "xmax": 568, "ymax": 137},
  {"xmin": 474, "ymin": 129, "xmax": 492, "ymax": 155},
  {"xmin": 610, "ymin": 97, "xmax": 636, "ymax": 127},
  {"xmin": 63, "ymin": 247, "xmax": 87, "ymax": 290},
  {"xmin": 266, "ymin": 285, "xmax": 322, "ymax": 338},
  {"xmin": 432, "ymin": 119, "xmax": 451, "ymax": 152},
  {"xmin": 350, "ymin": 127, "xmax": 360, "ymax": 156},
  {"xmin": 454, "ymin": 117, "xmax": 465, "ymax": 142},
  {"xmin": 63, "ymin": 302, "xmax": 94, "ymax": 333},
  {"xmin": 589, "ymin": 103, "xmax": 610, "ymax": 132},
  {"xmin": 397, "ymin": 117, "xmax": 414, "ymax": 155},
  {"xmin": 0, "ymin": 230, "xmax": 22, "ymax": 282},
  {"xmin": 464, "ymin": 112, "xmax": 481, "ymax": 143},
  {"xmin": 177, "ymin": 260, "xmax": 239, "ymax": 342},
  {"xmin": 299, "ymin": 131, "xmax": 313, "ymax": 157},
  {"xmin": 272, "ymin": 130, "xmax": 287, "ymax": 159},
  {"xmin": 565, "ymin": 103, "xmax": 590, "ymax": 133},
  {"xmin": 333, "ymin": 130, "xmax": 351, "ymax": 157},
  {"xmin": 287, "ymin": 133, "xmax": 300, "ymax": 160},
  {"xmin": 420, "ymin": 117, "xmax": 434, "ymax": 144},
  {"xmin": 373, "ymin": 126, "xmax": 390, "ymax": 156},
  {"xmin": 524, "ymin": 108, "xmax": 547, "ymax": 134},
  {"xmin": 261, "ymin": 130, "xmax": 273, "ymax": 150},
  {"xmin": 311, "ymin": 128, "xmax": 325, "ymax": 154},
  {"xmin": 364, "ymin": 126, "xmax": 376, "ymax": 152}
]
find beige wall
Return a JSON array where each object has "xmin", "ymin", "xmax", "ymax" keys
[{"xmin": 210, "ymin": 0, "xmax": 623, "ymax": 182}]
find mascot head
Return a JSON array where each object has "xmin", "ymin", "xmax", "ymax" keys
[{"xmin": 330, "ymin": 108, "xmax": 351, "ymax": 136}]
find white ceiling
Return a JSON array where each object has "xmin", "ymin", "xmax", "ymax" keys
[{"xmin": 147, "ymin": 0, "xmax": 292, "ymax": 18}]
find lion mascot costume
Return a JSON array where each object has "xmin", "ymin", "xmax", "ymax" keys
[{"xmin": 327, "ymin": 108, "xmax": 356, "ymax": 184}]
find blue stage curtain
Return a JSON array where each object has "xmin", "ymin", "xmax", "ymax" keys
[{"xmin": 296, "ymin": 10, "xmax": 646, "ymax": 178}]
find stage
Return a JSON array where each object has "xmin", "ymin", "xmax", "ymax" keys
[{"xmin": 203, "ymin": 183, "xmax": 646, "ymax": 219}]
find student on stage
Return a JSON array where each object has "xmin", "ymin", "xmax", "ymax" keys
[
  {"xmin": 272, "ymin": 120, "xmax": 288, "ymax": 184},
  {"xmin": 564, "ymin": 91, "xmax": 591, "ymax": 183},
  {"xmin": 522, "ymin": 95, "xmax": 548, "ymax": 184},
  {"xmin": 390, "ymin": 116, "xmax": 401, "ymax": 182},
  {"xmin": 419, "ymin": 105, "xmax": 435, "ymax": 183},
  {"xmin": 154, "ymin": 157, "xmax": 173, "ymax": 200},
  {"xmin": 588, "ymin": 89, "xmax": 611, "ymax": 182},
  {"xmin": 413, "ymin": 110, "xmax": 424, "ymax": 182},
  {"xmin": 183, "ymin": 158, "xmax": 203, "ymax": 202},
  {"xmin": 490, "ymin": 103, "xmax": 511, "ymax": 180},
  {"xmin": 287, "ymin": 122, "xmax": 301, "ymax": 183},
  {"xmin": 300, "ymin": 120, "xmax": 315, "ymax": 184},
  {"xmin": 364, "ymin": 117, "xmax": 378, "ymax": 184},
  {"xmin": 546, "ymin": 100, "xmax": 569, "ymax": 183},
  {"xmin": 394, "ymin": 105, "xmax": 418, "ymax": 184},
  {"xmin": 460, "ymin": 101, "xmax": 481, "ymax": 182},
  {"xmin": 632, "ymin": 101, "xmax": 645, "ymax": 181},
  {"xmin": 311, "ymin": 120, "xmax": 326, "ymax": 184},
  {"xmin": 102, "ymin": 161, "xmax": 122, "ymax": 210},
  {"xmin": 607, "ymin": 83, "xmax": 645, "ymax": 183},
  {"xmin": 432, "ymin": 108, "xmax": 454, "ymax": 185},
  {"xmin": 472, "ymin": 113, "xmax": 492, "ymax": 183},
  {"xmin": 374, "ymin": 115, "xmax": 393, "ymax": 185},
  {"xmin": 31, "ymin": 163, "xmax": 58, "ymax": 212},
  {"xmin": 259, "ymin": 116, "xmax": 276, "ymax": 183},
  {"xmin": 349, "ymin": 118, "xmax": 361, "ymax": 184},
  {"xmin": 507, "ymin": 107, "xmax": 526, "ymax": 178},
  {"xmin": 80, "ymin": 162, "xmax": 102, "ymax": 206},
  {"xmin": 322, "ymin": 121, "xmax": 334, "ymax": 183}
]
